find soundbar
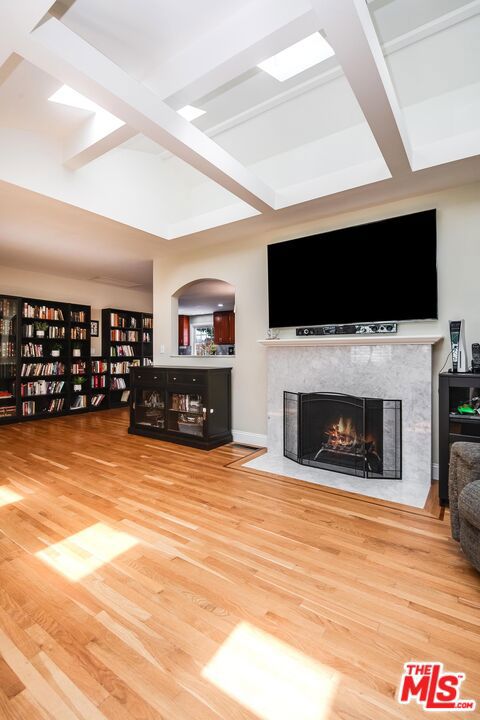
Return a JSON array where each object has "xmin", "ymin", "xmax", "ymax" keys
[{"xmin": 296, "ymin": 322, "xmax": 398, "ymax": 337}]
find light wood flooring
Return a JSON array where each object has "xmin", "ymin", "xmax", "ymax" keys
[{"xmin": 0, "ymin": 409, "xmax": 478, "ymax": 719}]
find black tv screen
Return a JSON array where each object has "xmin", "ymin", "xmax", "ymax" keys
[{"xmin": 267, "ymin": 210, "xmax": 437, "ymax": 328}]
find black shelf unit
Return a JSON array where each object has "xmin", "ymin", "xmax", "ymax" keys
[
  {"xmin": 439, "ymin": 371, "xmax": 480, "ymax": 504},
  {"xmin": 69, "ymin": 303, "xmax": 91, "ymax": 413},
  {"xmin": 0, "ymin": 295, "xmax": 20, "ymax": 424},
  {"xmin": 90, "ymin": 356, "xmax": 108, "ymax": 410},
  {"xmin": 102, "ymin": 308, "xmax": 153, "ymax": 409},
  {"xmin": 128, "ymin": 366, "xmax": 232, "ymax": 450}
]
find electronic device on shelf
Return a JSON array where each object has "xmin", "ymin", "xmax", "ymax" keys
[
  {"xmin": 449, "ymin": 320, "xmax": 467, "ymax": 373},
  {"xmin": 472, "ymin": 343, "xmax": 480, "ymax": 373},
  {"xmin": 296, "ymin": 322, "xmax": 397, "ymax": 337}
]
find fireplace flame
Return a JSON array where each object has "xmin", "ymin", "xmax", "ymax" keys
[{"xmin": 328, "ymin": 416, "xmax": 359, "ymax": 450}]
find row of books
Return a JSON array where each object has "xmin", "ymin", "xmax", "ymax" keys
[
  {"xmin": 0, "ymin": 405, "xmax": 16, "ymax": 417},
  {"xmin": 110, "ymin": 313, "xmax": 137, "ymax": 328},
  {"xmin": 71, "ymin": 310, "xmax": 87, "ymax": 322},
  {"xmin": 23, "ymin": 304, "xmax": 64, "ymax": 320},
  {"xmin": 21, "ymin": 381, "xmax": 65, "ymax": 397},
  {"xmin": 143, "ymin": 317, "xmax": 153, "ymax": 329},
  {"xmin": 1, "ymin": 341, "xmax": 15, "ymax": 357},
  {"xmin": 91, "ymin": 394, "xmax": 105, "ymax": 407},
  {"xmin": 71, "ymin": 395, "xmax": 87, "ymax": 410},
  {"xmin": 110, "ymin": 361, "xmax": 134, "ymax": 374},
  {"xmin": 0, "ymin": 319, "xmax": 14, "ymax": 335},
  {"xmin": 92, "ymin": 375, "xmax": 106, "ymax": 388},
  {"xmin": 22, "ymin": 343, "xmax": 43, "ymax": 357},
  {"xmin": 0, "ymin": 389, "xmax": 13, "ymax": 399},
  {"xmin": 23, "ymin": 325, "xmax": 65, "ymax": 338},
  {"xmin": 21, "ymin": 362, "xmax": 65, "ymax": 377},
  {"xmin": 143, "ymin": 332, "xmax": 151, "ymax": 342},
  {"xmin": 71, "ymin": 362, "xmax": 87, "ymax": 375},
  {"xmin": 110, "ymin": 345, "xmax": 135, "ymax": 357},
  {"xmin": 0, "ymin": 299, "xmax": 16, "ymax": 318},
  {"xmin": 0, "ymin": 363, "xmax": 16, "ymax": 379},
  {"xmin": 92, "ymin": 360, "xmax": 108, "ymax": 374},
  {"xmin": 71, "ymin": 328, "xmax": 88, "ymax": 340},
  {"xmin": 111, "ymin": 377, "xmax": 127, "ymax": 390},
  {"xmin": 22, "ymin": 398, "xmax": 65, "ymax": 415},
  {"xmin": 110, "ymin": 330, "xmax": 139, "ymax": 342},
  {"xmin": 143, "ymin": 358, "xmax": 153, "ymax": 366}
]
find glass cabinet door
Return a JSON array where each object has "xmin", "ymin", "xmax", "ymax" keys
[
  {"xmin": 134, "ymin": 388, "xmax": 165, "ymax": 429},
  {"xmin": 0, "ymin": 297, "xmax": 18, "ymax": 420},
  {"xmin": 168, "ymin": 392, "xmax": 206, "ymax": 436}
]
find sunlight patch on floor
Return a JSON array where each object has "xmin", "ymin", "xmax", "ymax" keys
[
  {"xmin": 0, "ymin": 487, "xmax": 23, "ymax": 507},
  {"xmin": 202, "ymin": 621, "xmax": 340, "ymax": 720},
  {"xmin": 35, "ymin": 522, "xmax": 138, "ymax": 581}
]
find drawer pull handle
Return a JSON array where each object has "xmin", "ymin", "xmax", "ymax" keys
[
  {"xmin": 193, "ymin": 378, "xmax": 196, "ymax": 382},
  {"xmin": 173, "ymin": 377, "xmax": 177, "ymax": 380}
]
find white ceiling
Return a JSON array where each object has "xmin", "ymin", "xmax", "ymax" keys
[
  {"xmin": 0, "ymin": 0, "xmax": 479, "ymax": 284},
  {"xmin": 178, "ymin": 279, "xmax": 235, "ymax": 316}
]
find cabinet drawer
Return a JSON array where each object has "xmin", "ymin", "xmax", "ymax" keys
[
  {"xmin": 167, "ymin": 371, "xmax": 207, "ymax": 386},
  {"xmin": 134, "ymin": 370, "xmax": 166, "ymax": 385}
]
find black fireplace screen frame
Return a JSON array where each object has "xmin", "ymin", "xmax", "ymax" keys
[{"xmin": 284, "ymin": 391, "xmax": 402, "ymax": 479}]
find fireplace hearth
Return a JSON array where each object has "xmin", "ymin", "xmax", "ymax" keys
[{"xmin": 284, "ymin": 392, "xmax": 401, "ymax": 479}]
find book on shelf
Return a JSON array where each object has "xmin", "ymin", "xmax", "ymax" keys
[
  {"xmin": 20, "ymin": 380, "xmax": 65, "ymax": 397},
  {"xmin": 110, "ymin": 361, "xmax": 131, "ymax": 374},
  {"xmin": 0, "ymin": 318, "xmax": 15, "ymax": 334},
  {"xmin": 22, "ymin": 400, "xmax": 36, "ymax": 416},
  {"xmin": 111, "ymin": 377, "xmax": 127, "ymax": 390},
  {"xmin": 110, "ymin": 313, "xmax": 137, "ymax": 328},
  {"xmin": 92, "ymin": 375, "xmax": 106, "ymax": 388},
  {"xmin": 110, "ymin": 329, "xmax": 139, "ymax": 342},
  {"xmin": 22, "ymin": 343, "xmax": 43, "ymax": 357},
  {"xmin": 71, "ymin": 327, "xmax": 88, "ymax": 340},
  {"xmin": 23, "ymin": 304, "xmax": 64, "ymax": 321},
  {"xmin": 92, "ymin": 360, "xmax": 108, "ymax": 374},
  {"xmin": 143, "ymin": 316, "xmax": 153, "ymax": 329},
  {"xmin": 1, "ymin": 341, "xmax": 15, "ymax": 357},
  {"xmin": 71, "ymin": 310, "xmax": 86, "ymax": 322},
  {"xmin": 21, "ymin": 362, "xmax": 65, "ymax": 377},
  {"xmin": 71, "ymin": 394, "xmax": 87, "ymax": 410},
  {"xmin": 91, "ymin": 394, "xmax": 105, "ymax": 407},
  {"xmin": 47, "ymin": 398, "xmax": 65, "ymax": 413},
  {"xmin": 1, "ymin": 299, "xmax": 17, "ymax": 317},
  {"xmin": 143, "ymin": 358, "xmax": 153, "ymax": 366},
  {"xmin": 143, "ymin": 331, "xmax": 151, "ymax": 342},
  {"xmin": 71, "ymin": 362, "xmax": 87, "ymax": 375},
  {"xmin": 110, "ymin": 345, "xmax": 135, "ymax": 357},
  {"xmin": 0, "ymin": 405, "xmax": 16, "ymax": 418}
]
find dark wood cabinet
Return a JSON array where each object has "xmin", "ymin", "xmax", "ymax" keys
[
  {"xmin": 129, "ymin": 366, "xmax": 232, "ymax": 449},
  {"xmin": 178, "ymin": 315, "xmax": 190, "ymax": 347},
  {"xmin": 439, "ymin": 372, "xmax": 480, "ymax": 504},
  {"xmin": 213, "ymin": 311, "xmax": 235, "ymax": 345}
]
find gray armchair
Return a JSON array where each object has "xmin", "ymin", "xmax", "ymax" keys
[{"xmin": 449, "ymin": 442, "xmax": 480, "ymax": 572}]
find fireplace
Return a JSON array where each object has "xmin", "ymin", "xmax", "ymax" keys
[{"xmin": 284, "ymin": 392, "xmax": 402, "ymax": 479}]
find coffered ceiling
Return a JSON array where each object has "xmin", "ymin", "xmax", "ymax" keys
[{"xmin": 0, "ymin": 0, "xmax": 479, "ymax": 270}]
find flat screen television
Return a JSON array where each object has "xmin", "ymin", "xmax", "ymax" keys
[{"xmin": 267, "ymin": 209, "xmax": 437, "ymax": 328}]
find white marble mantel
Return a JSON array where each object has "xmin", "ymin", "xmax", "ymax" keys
[
  {"xmin": 258, "ymin": 335, "xmax": 443, "ymax": 348},
  {"xmin": 246, "ymin": 334, "xmax": 443, "ymax": 507}
]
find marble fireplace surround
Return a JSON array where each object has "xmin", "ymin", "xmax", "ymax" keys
[{"xmin": 245, "ymin": 335, "xmax": 443, "ymax": 507}]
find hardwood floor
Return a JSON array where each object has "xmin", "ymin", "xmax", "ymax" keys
[{"xmin": 0, "ymin": 409, "xmax": 478, "ymax": 719}]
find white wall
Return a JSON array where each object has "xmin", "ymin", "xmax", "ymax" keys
[
  {"xmin": 0, "ymin": 264, "xmax": 153, "ymax": 356},
  {"xmin": 153, "ymin": 181, "xmax": 480, "ymax": 460}
]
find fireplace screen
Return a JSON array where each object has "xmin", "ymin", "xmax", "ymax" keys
[{"xmin": 284, "ymin": 392, "xmax": 401, "ymax": 479}]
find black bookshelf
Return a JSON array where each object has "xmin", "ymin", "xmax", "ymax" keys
[
  {"xmin": 102, "ymin": 308, "xmax": 153, "ymax": 409},
  {"xmin": 0, "ymin": 295, "xmax": 20, "ymax": 424},
  {"xmin": 91, "ymin": 356, "xmax": 108, "ymax": 410},
  {"xmin": 69, "ymin": 303, "xmax": 91, "ymax": 413}
]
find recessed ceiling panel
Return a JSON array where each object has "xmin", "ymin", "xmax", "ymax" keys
[{"xmin": 368, "ymin": 0, "xmax": 480, "ymax": 168}]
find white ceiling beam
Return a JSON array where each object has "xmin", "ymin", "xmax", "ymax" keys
[
  {"xmin": 0, "ymin": 52, "xmax": 22, "ymax": 88},
  {"xmin": 312, "ymin": 0, "xmax": 412, "ymax": 177},
  {"xmin": 54, "ymin": 0, "xmax": 316, "ymax": 171},
  {"xmin": 64, "ymin": 120, "xmax": 137, "ymax": 170},
  {"xmin": 0, "ymin": 0, "xmax": 55, "ymax": 80},
  {"xmin": 149, "ymin": 0, "xmax": 316, "ymax": 105},
  {"xmin": 15, "ymin": 17, "xmax": 276, "ymax": 212}
]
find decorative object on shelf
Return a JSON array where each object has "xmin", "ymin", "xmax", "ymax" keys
[
  {"xmin": 472, "ymin": 343, "xmax": 480, "ymax": 373},
  {"xmin": 266, "ymin": 328, "xmax": 279, "ymax": 340},
  {"xmin": 35, "ymin": 321, "xmax": 48, "ymax": 338},
  {"xmin": 51, "ymin": 342, "xmax": 62, "ymax": 357},
  {"xmin": 72, "ymin": 375, "xmax": 86, "ymax": 392},
  {"xmin": 90, "ymin": 320, "xmax": 99, "ymax": 337},
  {"xmin": 72, "ymin": 343, "xmax": 82, "ymax": 357},
  {"xmin": 449, "ymin": 320, "xmax": 468, "ymax": 372}
]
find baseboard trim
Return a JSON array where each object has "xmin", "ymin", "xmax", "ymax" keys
[
  {"xmin": 432, "ymin": 463, "xmax": 439, "ymax": 481},
  {"xmin": 232, "ymin": 430, "xmax": 267, "ymax": 448}
]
